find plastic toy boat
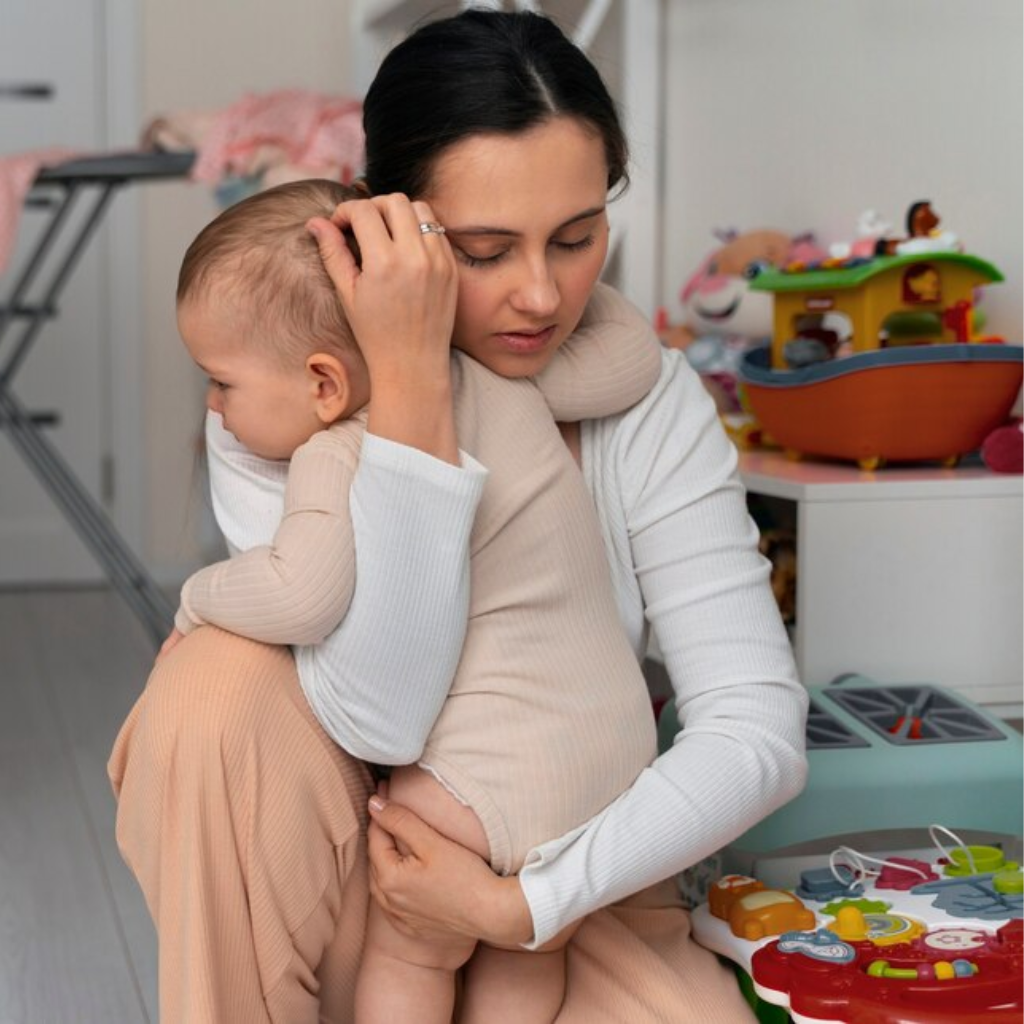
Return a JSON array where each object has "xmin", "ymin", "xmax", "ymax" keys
[{"xmin": 740, "ymin": 343, "xmax": 1023, "ymax": 471}]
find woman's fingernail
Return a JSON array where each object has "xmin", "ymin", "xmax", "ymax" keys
[{"xmin": 369, "ymin": 795, "xmax": 387, "ymax": 813}]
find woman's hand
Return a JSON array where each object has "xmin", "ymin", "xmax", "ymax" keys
[
  {"xmin": 366, "ymin": 793, "xmax": 535, "ymax": 948},
  {"xmin": 307, "ymin": 194, "xmax": 459, "ymax": 463}
]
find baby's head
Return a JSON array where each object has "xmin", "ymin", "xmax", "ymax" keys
[{"xmin": 177, "ymin": 179, "xmax": 369, "ymax": 460}]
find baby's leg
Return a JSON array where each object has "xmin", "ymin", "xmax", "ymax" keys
[
  {"xmin": 459, "ymin": 922, "xmax": 581, "ymax": 1024},
  {"xmin": 355, "ymin": 766, "xmax": 491, "ymax": 1024},
  {"xmin": 356, "ymin": 899, "xmax": 476, "ymax": 1024}
]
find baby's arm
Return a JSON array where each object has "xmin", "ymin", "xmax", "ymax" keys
[
  {"xmin": 176, "ymin": 420, "xmax": 363, "ymax": 646},
  {"xmin": 533, "ymin": 282, "xmax": 662, "ymax": 422}
]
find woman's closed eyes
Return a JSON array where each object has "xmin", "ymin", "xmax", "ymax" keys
[{"xmin": 454, "ymin": 231, "xmax": 598, "ymax": 269}]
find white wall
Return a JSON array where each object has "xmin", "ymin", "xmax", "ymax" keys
[
  {"xmin": 137, "ymin": 0, "xmax": 1023, "ymax": 580},
  {"xmin": 139, "ymin": 0, "xmax": 353, "ymax": 578},
  {"xmin": 661, "ymin": 0, "xmax": 1023, "ymax": 341}
]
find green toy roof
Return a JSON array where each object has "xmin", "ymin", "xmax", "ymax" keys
[{"xmin": 749, "ymin": 252, "xmax": 1004, "ymax": 293}]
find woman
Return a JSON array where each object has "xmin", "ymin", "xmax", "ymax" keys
[{"xmin": 110, "ymin": 10, "xmax": 807, "ymax": 1022}]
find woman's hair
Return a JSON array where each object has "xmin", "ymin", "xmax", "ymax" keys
[
  {"xmin": 363, "ymin": 8, "xmax": 629, "ymax": 199},
  {"xmin": 177, "ymin": 179, "xmax": 359, "ymax": 365}
]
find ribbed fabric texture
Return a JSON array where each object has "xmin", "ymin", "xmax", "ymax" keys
[
  {"xmin": 184, "ymin": 289, "xmax": 663, "ymax": 875},
  {"xmin": 417, "ymin": 356, "xmax": 657, "ymax": 874},
  {"xmin": 194, "ymin": 293, "xmax": 806, "ymax": 947},
  {"xmin": 177, "ymin": 414, "xmax": 365, "ymax": 642},
  {"xmin": 534, "ymin": 281, "xmax": 662, "ymax": 422},
  {"xmin": 109, "ymin": 626, "xmax": 373, "ymax": 1023}
]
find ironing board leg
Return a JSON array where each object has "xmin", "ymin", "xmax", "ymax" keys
[
  {"xmin": 1, "ymin": 174, "xmax": 175, "ymax": 649},
  {"xmin": 0, "ymin": 386, "xmax": 174, "ymax": 647}
]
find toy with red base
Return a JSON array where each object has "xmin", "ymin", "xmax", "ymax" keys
[
  {"xmin": 692, "ymin": 846, "xmax": 1023, "ymax": 1023},
  {"xmin": 736, "ymin": 202, "xmax": 1022, "ymax": 470}
]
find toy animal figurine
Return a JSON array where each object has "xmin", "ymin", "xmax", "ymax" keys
[{"xmin": 875, "ymin": 200, "xmax": 961, "ymax": 256}]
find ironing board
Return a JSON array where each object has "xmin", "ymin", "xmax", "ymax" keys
[{"xmin": 0, "ymin": 150, "xmax": 195, "ymax": 646}]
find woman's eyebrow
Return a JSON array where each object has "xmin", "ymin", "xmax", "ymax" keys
[{"xmin": 447, "ymin": 205, "xmax": 605, "ymax": 237}]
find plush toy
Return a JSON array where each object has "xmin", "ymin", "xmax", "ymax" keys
[
  {"xmin": 981, "ymin": 418, "xmax": 1023, "ymax": 474},
  {"xmin": 661, "ymin": 228, "xmax": 826, "ymax": 411}
]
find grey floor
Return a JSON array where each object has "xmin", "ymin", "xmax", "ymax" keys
[{"xmin": 0, "ymin": 587, "xmax": 158, "ymax": 1024}]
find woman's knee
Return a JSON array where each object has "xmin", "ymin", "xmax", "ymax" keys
[{"xmin": 139, "ymin": 626, "xmax": 298, "ymax": 754}]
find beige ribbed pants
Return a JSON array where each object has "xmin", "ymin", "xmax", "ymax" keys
[{"xmin": 109, "ymin": 627, "xmax": 755, "ymax": 1023}]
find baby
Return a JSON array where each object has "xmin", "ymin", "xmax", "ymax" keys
[{"xmin": 172, "ymin": 179, "xmax": 659, "ymax": 1023}]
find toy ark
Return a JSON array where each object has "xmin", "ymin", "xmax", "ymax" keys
[{"xmin": 738, "ymin": 209, "xmax": 1022, "ymax": 470}]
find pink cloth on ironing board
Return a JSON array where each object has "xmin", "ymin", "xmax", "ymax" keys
[
  {"xmin": 0, "ymin": 147, "xmax": 78, "ymax": 276},
  {"xmin": 188, "ymin": 90, "xmax": 363, "ymax": 186}
]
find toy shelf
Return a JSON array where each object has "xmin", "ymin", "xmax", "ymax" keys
[{"xmin": 738, "ymin": 451, "xmax": 1023, "ymax": 715}]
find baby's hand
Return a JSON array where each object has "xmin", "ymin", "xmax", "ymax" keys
[{"xmin": 157, "ymin": 628, "xmax": 185, "ymax": 661}]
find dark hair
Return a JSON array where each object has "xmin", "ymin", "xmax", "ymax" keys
[
  {"xmin": 363, "ymin": 9, "xmax": 629, "ymax": 199},
  {"xmin": 177, "ymin": 179, "xmax": 360, "ymax": 364},
  {"xmin": 905, "ymin": 200, "xmax": 932, "ymax": 236}
]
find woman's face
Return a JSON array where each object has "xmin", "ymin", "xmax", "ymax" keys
[{"xmin": 424, "ymin": 116, "xmax": 611, "ymax": 378}]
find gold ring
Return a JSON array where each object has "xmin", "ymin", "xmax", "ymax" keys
[{"xmin": 418, "ymin": 222, "xmax": 446, "ymax": 236}]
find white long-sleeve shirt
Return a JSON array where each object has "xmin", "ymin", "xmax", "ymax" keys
[{"xmin": 206, "ymin": 346, "xmax": 808, "ymax": 946}]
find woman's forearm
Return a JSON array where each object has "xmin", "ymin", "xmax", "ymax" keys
[
  {"xmin": 517, "ymin": 351, "xmax": 807, "ymax": 946},
  {"xmin": 295, "ymin": 433, "xmax": 487, "ymax": 763},
  {"xmin": 517, "ymin": 681, "xmax": 807, "ymax": 945},
  {"xmin": 205, "ymin": 411, "xmax": 487, "ymax": 763}
]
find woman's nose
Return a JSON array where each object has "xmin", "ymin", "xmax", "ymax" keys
[{"xmin": 510, "ymin": 259, "xmax": 559, "ymax": 317}]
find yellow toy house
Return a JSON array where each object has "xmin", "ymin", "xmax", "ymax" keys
[{"xmin": 754, "ymin": 253, "xmax": 1004, "ymax": 369}]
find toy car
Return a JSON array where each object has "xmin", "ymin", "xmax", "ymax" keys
[{"xmin": 728, "ymin": 889, "xmax": 816, "ymax": 941}]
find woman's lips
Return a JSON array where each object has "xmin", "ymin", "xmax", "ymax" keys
[{"xmin": 494, "ymin": 325, "xmax": 557, "ymax": 353}]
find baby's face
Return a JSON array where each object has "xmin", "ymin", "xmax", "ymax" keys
[{"xmin": 178, "ymin": 299, "xmax": 323, "ymax": 460}]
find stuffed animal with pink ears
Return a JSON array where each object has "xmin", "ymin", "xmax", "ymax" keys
[
  {"xmin": 660, "ymin": 229, "xmax": 826, "ymax": 412},
  {"xmin": 670, "ymin": 229, "xmax": 825, "ymax": 348}
]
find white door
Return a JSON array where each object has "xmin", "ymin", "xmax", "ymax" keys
[{"xmin": 0, "ymin": 0, "xmax": 121, "ymax": 583}]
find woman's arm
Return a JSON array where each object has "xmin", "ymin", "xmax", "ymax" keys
[
  {"xmin": 204, "ymin": 407, "xmax": 487, "ymax": 764},
  {"xmin": 196, "ymin": 196, "xmax": 484, "ymax": 762},
  {"xmin": 176, "ymin": 422, "xmax": 362, "ymax": 646},
  {"xmin": 517, "ymin": 351, "xmax": 808, "ymax": 944},
  {"xmin": 309, "ymin": 195, "xmax": 460, "ymax": 464},
  {"xmin": 294, "ymin": 432, "xmax": 486, "ymax": 764}
]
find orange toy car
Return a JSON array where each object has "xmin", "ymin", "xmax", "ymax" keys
[
  {"xmin": 728, "ymin": 889, "xmax": 817, "ymax": 941},
  {"xmin": 708, "ymin": 874, "xmax": 765, "ymax": 921}
]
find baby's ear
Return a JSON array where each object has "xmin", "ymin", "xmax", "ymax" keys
[{"xmin": 306, "ymin": 352, "xmax": 354, "ymax": 424}]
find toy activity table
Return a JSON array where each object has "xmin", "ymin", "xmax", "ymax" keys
[
  {"xmin": 660, "ymin": 677, "xmax": 1024, "ymax": 1021},
  {"xmin": 0, "ymin": 151, "xmax": 194, "ymax": 645},
  {"xmin": 693, "ymin": 847, "xmax": 1023, "ymax": 1024}
]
